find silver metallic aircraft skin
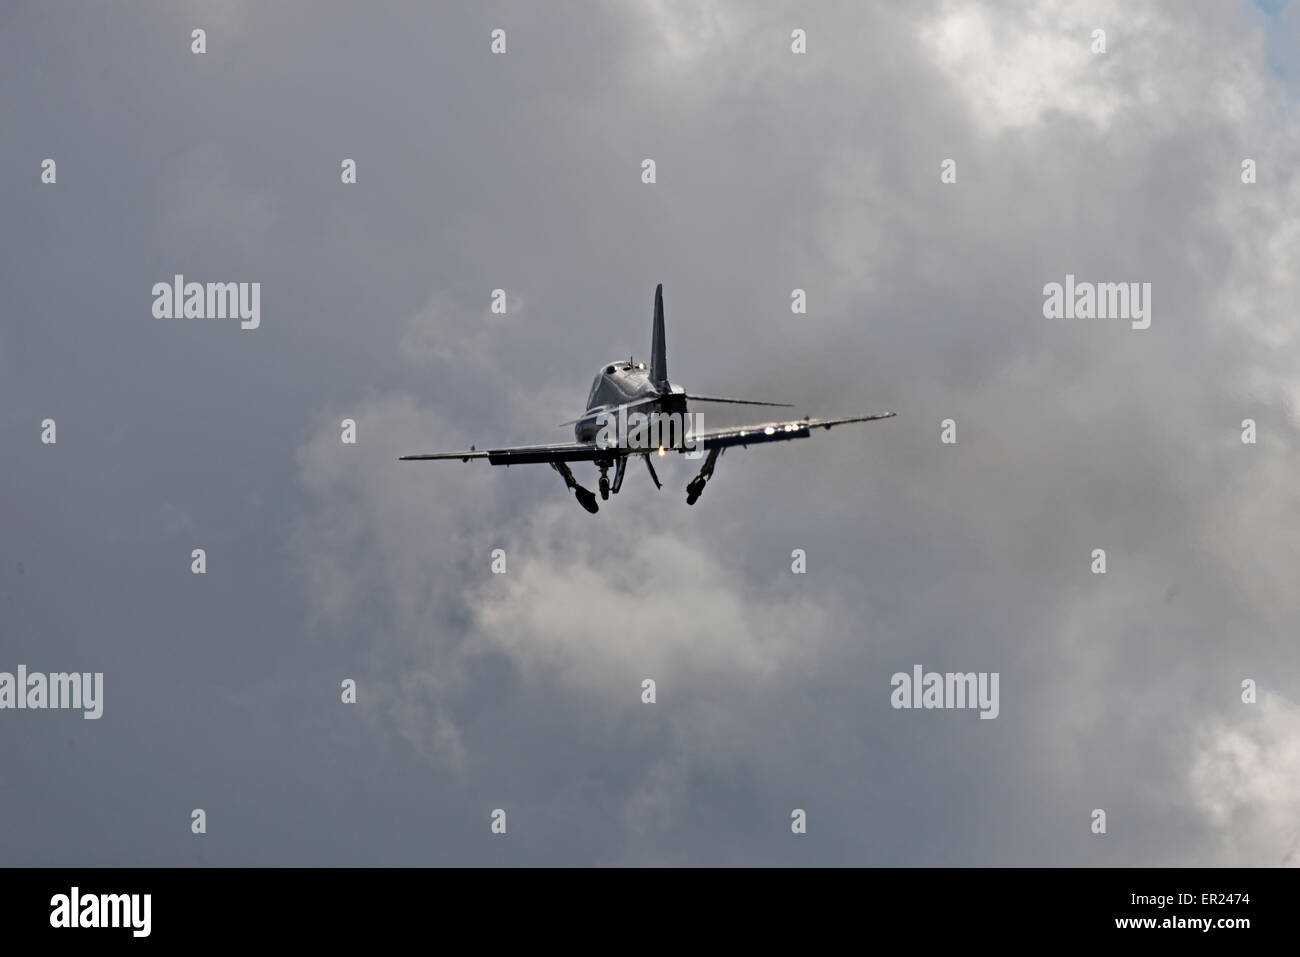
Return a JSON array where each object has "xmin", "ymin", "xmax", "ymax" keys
[{"xmin": 400, "ymin": 284, "xmax": 895, "ymax": 512}]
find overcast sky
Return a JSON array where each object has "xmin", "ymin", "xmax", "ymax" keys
[{"xmin": 2, "ymin": 0, "xmax": 1299, "ymax": 866}]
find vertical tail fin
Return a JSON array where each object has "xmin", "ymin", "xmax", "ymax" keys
[{"xmin": 650, "ymin": 283, "xmax": 668, "ymax": 390}]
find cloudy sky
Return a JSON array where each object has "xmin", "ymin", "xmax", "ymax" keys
[{"xmin": 2, "ymin": 0, "xmax": 1299, "ymax": 866}]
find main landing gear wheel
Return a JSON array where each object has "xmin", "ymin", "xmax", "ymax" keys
[
  {"xmin": 550, "ymin": 461, "xmax": 600, "ymax": 514},
  {"xmin": 685, "ymin": 447, "xmax": 722, "ymax": 505}
]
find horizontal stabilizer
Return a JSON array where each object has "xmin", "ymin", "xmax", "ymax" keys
[
  {"xmin": 557, "ymin": 396, "xmax": 660, "ymax": 428},
  {"xmin": 683, "ymin": 395, "xmax": 794, "ymax": 408}
]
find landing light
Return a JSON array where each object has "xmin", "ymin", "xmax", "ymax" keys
[
  {"xmin": 764, "ymin": 426, "xmax": 775, "ymax": 435},
  {"xmin": 657, "ymin": 446, "xmax": 666, "ymax": 457}
]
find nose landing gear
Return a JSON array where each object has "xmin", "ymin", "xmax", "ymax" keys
[{"xmin": 597, "ymin": 456, "xmax": 629, "ymax": 501}]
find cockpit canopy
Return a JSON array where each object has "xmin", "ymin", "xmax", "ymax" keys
[
  {"xmin": 588, "ymin": 360, "xmax": 648, "ymax": 408},
  {"xmin": 603, "ymin": 359, "xmax": 646, "ymax": 374}
]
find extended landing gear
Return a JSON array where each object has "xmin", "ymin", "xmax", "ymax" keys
[
  {"xmin": 597, "ymin": 457, "xmax": 628, "ymax": 501},
  {"xmin": 551, "ymin": 461, "xmax": 599, "ymax": 514},
  {"xmin": 685, "ymin": 447, "xmax": 722, "ymax": 505},
  {"xmin": 642, "ymin": 453, "xmax": 662, "ymax": 490}
]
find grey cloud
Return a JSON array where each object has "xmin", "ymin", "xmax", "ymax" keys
[{"xmin": 1, "ymin": 0, "xmax": 1297, "ymax": 866}]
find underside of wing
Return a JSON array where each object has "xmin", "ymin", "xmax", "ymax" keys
[
  {"xmin": 400, "ymin": 441, "xmax": 610, "ymax": 465},
  {"xmin": 686, "ymin": 411, "xmax": 896, "ymax": 451}
]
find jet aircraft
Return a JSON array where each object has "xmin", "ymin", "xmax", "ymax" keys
[{"xmin": 400, "ymin": 285, "xmax": 895, "ymax": 513}]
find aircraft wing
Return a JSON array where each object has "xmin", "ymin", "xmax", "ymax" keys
[
  {"xmin": 686, "ymin": 411, "xmax": 896, "ymax": 451},
  {"xmin": 399, "ymin": 412, "xmax": 896, "ymax": 465},
  {"xmin": 400, "ymin": 441, "xmax": 609, "ymax": 466}
]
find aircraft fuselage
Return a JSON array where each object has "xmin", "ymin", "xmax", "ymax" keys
[{"xmin": 574, "ymin": 360, "xmax": 686, "ymax": 444}]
